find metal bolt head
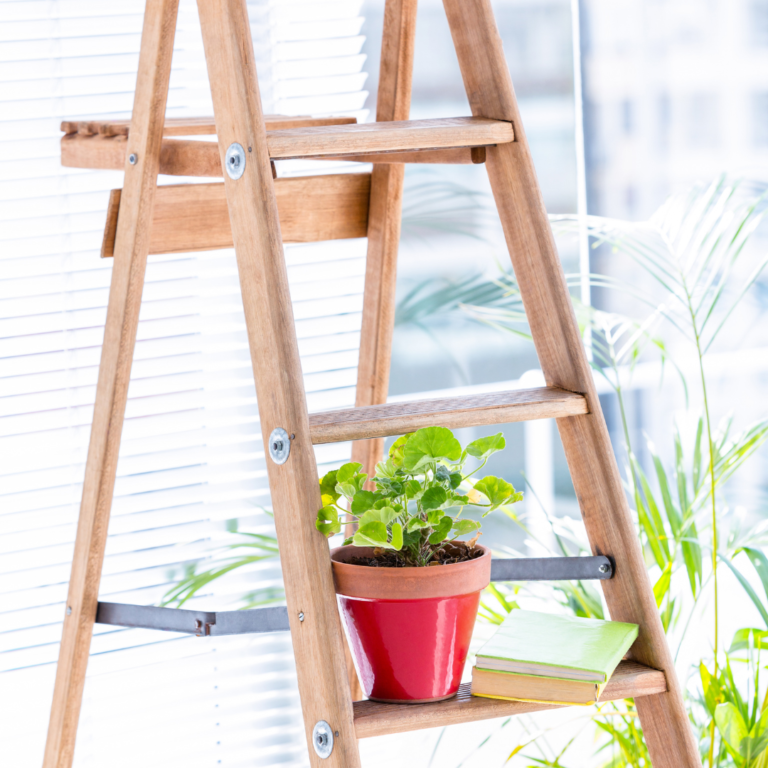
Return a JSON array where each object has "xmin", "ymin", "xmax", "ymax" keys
[
  {"xmin": 298, "ymin": 611, "xmax": 305, "ymax": 622},
  {"xmin": 598, "ymin": 563, "xmax": 610, "ymax": 574},
  {"xmin": 66, "ymin": 606, "xmax": 72, "ymax": 616},
  {"xmin": 225, "ymin": 142, "xmax": 246, "ymax": 180},
  {"xmin": 312, "ymin": 720, "xmax": 334, "ymax": 759},
  {"xmin": 268, "ymin": 427, "xmax": 290, "ymax": 464},
  {"xmin": 128, "ymin": 153, "xmax": 138, "ymax": 165}
]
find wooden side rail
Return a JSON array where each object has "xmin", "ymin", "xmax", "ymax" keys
[
  {"xmin": 101, "ymin": 174, "xmax": 371, "ymax": 257},
  {"xmin": 62, "ymin": 136, "xmax": 488, "ymax": 177},
  {"xmin": 308, "ymin": 387, "xmax": 589, "ymax": 444},
  {"xmin": 353, "ymin": 661, "xmax": 667, "ymax": 738}
]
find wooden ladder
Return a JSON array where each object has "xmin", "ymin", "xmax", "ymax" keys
[{"xmin": 43, "ymin": 0, "xmax": 702, "ymax": 766}]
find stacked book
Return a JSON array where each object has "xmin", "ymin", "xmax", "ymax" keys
[{"xmin": 471, "ymin": 610, "xmax": 639, "ymax": 705}]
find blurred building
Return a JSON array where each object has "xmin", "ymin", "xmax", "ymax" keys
[{"xmin": 582, "ymin": 0, "xmax": 768, "ymax": 219}]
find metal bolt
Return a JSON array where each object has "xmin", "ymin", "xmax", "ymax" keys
[
  {"xmin": 128, "ymin": 153, "xmax": 138, "ymax": 165},
  {"xmin": 598, "ymin": 563, "xmax": 609, "ymax": 574},
  {"xmin": 268, "ymin": 427, "xmax": 291, "ymax": 464},
  {"xmin": 225, "ymin": 142, "xmax": 246, "ymax": 180},
  {"xmin": 298, "ymin": 612, "xmax": 305, "ymax": 622},
  {"xmin": 312, "ymin": 721, "xmax": 334, "ymax": 759},
  {"xmin": 66, "ymin": 606, "xmax": 72, "ymax": 616}
]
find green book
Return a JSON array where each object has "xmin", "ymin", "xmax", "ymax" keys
[{"xmin": 475, "ymin": 609, "xmax": 639, "ymax": 684}]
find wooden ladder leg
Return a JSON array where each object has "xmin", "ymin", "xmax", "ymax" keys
[
  {"xmin": 441, "ymin": 1, "xmax": 701, "ymax": 766},
  {"xmin": 195, "ymin": 1, "xmax": 361, "ymax": 766},
  {"xmin": 347, "ymin": 0, "xmax": 419, "ymax": 701},
  {"xmin": 42, "ymin": 2, "xmax": 180, "ymax": 766},
  {"xmin": 351, "ymin": 0, "xmax": 417, "ymax": 476}
]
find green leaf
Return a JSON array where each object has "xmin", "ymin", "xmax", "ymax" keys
[
  {"xmin": 452, "ymin": 519, "xmax": 481, "ymax": 536},
  {"xmin": 428, "ymin": 515, "xmax": 453, "ymax": 545},
  {"xmin": 435, "ymin": 464, "xmax": 451, "ymax": 483},
  {"xmin": 427, "ymin": 509, "xmax": 445, "ymax": 525},
  {"xmin": 473, "ymin": 475, "xmax": 523, "ymax": 512},
  {"xmin": 743, "ymin": 547, "xmax": 768, "ymax": 604},
  {"xmin": 449, "ymin": 471, "xmax": 462, "ymax": 489},
  {"xmin": 466, "ymin": 432, "xmax": 505, "ymax": 460},
  {"xmin": 421, "ymin": 486, "xmax": 448, "ymax": 510},
  {"xmin": 389, "ymin": 434, "xmax": 412, "ymax": 467},
  {"xmin": 720, "ymin": 555, "xmax": 768, "ymax": 628},
  {"xmin": 729, "ymin": 628, "xmax": 768, "ymax": 653},
  {"xmin": 403, "ymin": 426, "xmax": 462, "ymax": 471},
  {"xmin": 653, "ymin": 562, "xmax": 672, "ymax": 608},
  {"xmin": 315, "ymin": 505, "xmax": 341, "ymax": 537},
  {"xmin": 350, "ymin": 491, "xmax": 380, "ymax": 514},
  {"xmin": 406, "ymin": 518, "xmax": 429, "ymax": 532},
  {"xmin": 319, "ymin": 470, "xmax": 340, "ymax": 504},
  {"xmin": 405, "ymin": 479, "xmax": 422, "ymax": 499},
  {"xmin": 715, "ymin": 702, "xmax": 748, "ymax": 755},
  {"xmin": 700, "ymin": 662, "xmax": 719, "ymax": 716},
  {"xmin": 359, "ymin": 506, "xmax": 399, "ymax": 527},
  {"xmin": 337, "ymin": 462, "xmax": 363, "ymax": 483},
  {"xmin": 390, "ymin": 522, "xmax": 403, "ymax": 551},
  {"xmin": 336, "ymin": 482, "xmax": 357, "ymax": 501},
  {"xmin": 353, "ymin": 521, "xmax": 388, "ymax": 547}
]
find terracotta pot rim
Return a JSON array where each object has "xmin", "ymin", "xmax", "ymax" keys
[{"xmin": 330, "ymin": 544, "xmax": 492, "ymax": 600}]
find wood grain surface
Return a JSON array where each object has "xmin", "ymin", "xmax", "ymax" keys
[
  {"xmin": 43, "ymin": 2, "xmax": 180, "ymax": 767},
  {"xmin": 443, "ymin": 0, "xmax": 701, "ymax": 764},
  {"xmin": 196, "ymin": 0, "xmax": 361, "ymax": 765},
  {"xmin": 62, "ymin": 134, "xmax": 493, "ymax": 175},
  {"xmin": 350, "ymin": 0, "xmax": 418, "ymax": 491},
  {"xmin": 60, "ymin": 114, "xmax": 357, "ymax": 136},
  {"xmin": 100, "ymin": 174, "xmax": 371, "ymax": 257},
  {"xmin": 353, "ymin": 661, "xmax": 667, "ymax": 739},
  {"xmin": 266, "ymin": 116, "xmax": 512, "ymax": 159},
  {"xmin": 310, "ymin": 387, "xmax": 588, "ymax": 444}
]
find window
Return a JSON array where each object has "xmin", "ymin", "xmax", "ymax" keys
[
  {"xmin": 753, "ymin": 92, "xmax": 768, "ymax": 147},
  {"xmin": 683, "ymin": 92, "xmax": 719, "ymax": 148},
  {"xmin": 0, "ymin": 1, "xmax": 368, "ymax": 766}
]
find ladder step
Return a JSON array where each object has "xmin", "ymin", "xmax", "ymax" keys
[
  {"xmin": 60, "ymin": 114, "xmax": 357, "ymax": 137},
  {"xmin": 266, "ymin": 117, "xmax": 514, "ymax": 160},
  {"xmin": 353, "ymin": 661, "xmax": 666, "ymax": 738},
  {"xmin": 308, "ymin": 386, "xmax": 588, "ymax": 445}
]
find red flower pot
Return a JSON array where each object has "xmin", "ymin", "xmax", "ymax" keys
[{"xmin": 330, "ymin": 545, "xmax": 491, "ymax": 703}]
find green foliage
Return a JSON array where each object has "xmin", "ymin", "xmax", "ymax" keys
[
  {"xmin": 313, "ymin": 427, "xmax": 523, "ymax": 566},
  {"xmin": 402, "ymin": 178, "xmax": 768, "ymax": 767}
]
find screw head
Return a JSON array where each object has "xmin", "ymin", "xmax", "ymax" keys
[
  {"xmin": 66, "ymin": 606, "xmax": 72, "ymax": 616},
  {"xmin": 128, "ymin": 153, "xmax": 138, "ymax": 165},
  {"xmin": 224, "ymin": 142, "xmax": 246, "ymax": 180},
  {"xmin": 268, "ymin": 427, "xmax": 290, "ymax": 464},
  {"xmin": 312, "ymin": 720, "xmax": 334, "ymax": 759},
  {"xmin": 598, "ymin": 563, "xmax": 610, "ymax": 574},
  {"xmin": 298, "ymin": 611, "xmax": 305, "ymax": 622}
]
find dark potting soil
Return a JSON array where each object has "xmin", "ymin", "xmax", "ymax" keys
[{"xmin": 346, "ymin": 541, "xmax": 483, "ymax": 568}]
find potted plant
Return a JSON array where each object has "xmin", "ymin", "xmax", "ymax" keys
[{"xmin": 315, "ymin": 426, "xmax": 523, "ymax": 703}]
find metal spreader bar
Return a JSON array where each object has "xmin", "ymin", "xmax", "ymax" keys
[
  {"xmin": 96, "ymin": 602, "xmax": 291, "ymax": 636},
  {"xmin": 490, "ymin": 555, "xmax": 613, "ymax": 582},
  {"xmin": 95, "ymin": 556, "xmax": 613, "ymax": 636}
]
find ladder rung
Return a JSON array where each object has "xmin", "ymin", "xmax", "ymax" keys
[
  {"xmin": 60, "ymin": 114, "xmax": 357, "ymax": 137},
  {"xmin": 353, "ymin": 661, "xmax": 666, "ymax": 738},
  {"xmin": 266, "ymin": 117, "xmax": 513, "ymax": 160},
  {"xmin": 308, "ymin": 386, "xmax": 588, "ymax": 445}
]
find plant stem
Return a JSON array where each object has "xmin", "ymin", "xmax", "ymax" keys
[{"xmin": 686, "ymin": 289, "xmax": 719, "ymax": 768}]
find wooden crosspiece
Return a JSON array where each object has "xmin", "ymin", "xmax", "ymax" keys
[{"xmin": 43, "ymin": 0, "xmax": 701, "ymax": 766}]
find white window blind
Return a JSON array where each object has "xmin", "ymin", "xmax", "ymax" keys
[{"xmin": 0, "ymin": 1, "xmax": 368, "ymax": 766}]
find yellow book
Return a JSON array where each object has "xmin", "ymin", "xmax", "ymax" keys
[{"xmin": 471, "ymin": 666, "xmax": 605, "ymax": 705}]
